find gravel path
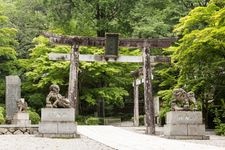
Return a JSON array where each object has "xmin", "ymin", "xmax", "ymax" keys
[{"xmin": 0, "ymin": 135, "xmax": 114, "ymax": 150}]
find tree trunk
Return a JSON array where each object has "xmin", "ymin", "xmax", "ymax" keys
[{"xmin": 143, "ymin": 46, "xmax": 155, "ymax": 135}]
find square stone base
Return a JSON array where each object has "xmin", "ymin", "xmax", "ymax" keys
[
  {"xmin": 12, "ymin": 112, "xmax": 31, "ymax": 126},
  {"xmin": 164, "ymin": 124, "xmax": 205, "ymax": 136},
  {"xmin": 163, "ymin": 111, "xmax": 208, "ymax": 140},
  {"xmin": 38, "ymin": 108, "xmax": 78, "ymax": 138},
  {"xmin": 39, "ymin": 122, "xmax": 77, "ymax": 134}
]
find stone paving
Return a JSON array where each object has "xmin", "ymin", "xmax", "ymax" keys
[
  {"xmin": 78, "ymin": 125, "xmax": 225, "ymax": 150},
  {"xmin": 123, "ymin": 125, "xmax": 225, "ymax": 148}
]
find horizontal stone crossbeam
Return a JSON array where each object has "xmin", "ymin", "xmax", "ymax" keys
[
  {"xmin": 49, "ymin": 53, "xmax": 170, "ymax": 64},
  {"xmin": 43, "ymin": 32, "xmax": 177, "ymax": 48}
]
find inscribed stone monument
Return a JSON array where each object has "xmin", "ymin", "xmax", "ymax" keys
[{"xmin": 5, "ymin": 76, "xmax": 21, "ymax": 123}]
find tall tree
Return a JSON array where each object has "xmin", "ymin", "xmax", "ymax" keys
[
  {"xmin": 2, "ymin": 0, "xmax": 48, "ymax": 58},
  {"xmin": 43, "ymin": 0, "xmax": 137, "ymax": 37},
  {"xmin": 0, "ymin": 4, "xmax": 17, "ymax": 102},
  {"xmin": 168, "ymin": 0, "xmax": 225, "ymax": 127}
]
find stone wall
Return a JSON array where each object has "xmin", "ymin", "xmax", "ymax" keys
[{"xmin": 0, "ymin": 125, "xmax": 38, "ymax": 135}]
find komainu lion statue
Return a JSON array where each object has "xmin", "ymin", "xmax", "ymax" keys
[
  {"xmin": 17, "ymin": 98, "xmax": 27, "ymax": 112},
  {"xmin": 46, "ymin": 84, "xmax": 71, "ymax": 108},
  {"xmin": 171, "ymin": 88, "xmax": 197, "ymax": 111}
]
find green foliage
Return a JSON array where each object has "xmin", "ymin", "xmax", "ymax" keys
[
  {"xmin": 85, "ymin": 117, "xmax": 103, "ymax": 125},
  {"xmin": 28, "ymin": 108, "xmax": 41, "ymax": 124},
  {"xmin": 139, "ymin": 115, "xmax": 145, "ymax": 126},
  {"xmin": 167, "ymin": 1, "xmax": 225, "ymax": 128},
  {"xmin": 2, "ymin": 0, "xmax": 48, "ymax": 58},
  {"xmin": 1, "ymin": 0, "xmax": 213, "ymax": 118},
  {"xmin": 27, "ymin": 93, "xmax": 45, "ymax": 112},
  {"xmin": 21, "ymin": 36, "xmax": 70, "ymax": 91},
  {"xmin": 213, "ymin": 99, "xmax": 225, "ymax": 135},
  {"xmin": 76, "ymin": 115, "xmax": 88, "ymax": 125},
  {"xmin": 43, "ymin": 0, "xmax": 137, "ymax": 36},
  {"xmin": 0, "ymin": 4, "xmax": 17, "ymax": 103},
  {"xmin": 76, "ymin": 116, "xmax": 104, "ymax": 125},
  {"xmin": 0, "ymin": 106, "xmax": 5, "ymax": 124},
  {"xmin": 215, "ymin": 123, "xmax": 225, "ymax": 135}
]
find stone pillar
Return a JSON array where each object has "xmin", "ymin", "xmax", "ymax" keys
[
  {"xmin": 5, "ymin": 76, "xmax": 21, "ymax": 123},
  {"xmin": 133, "ymin": 79, "xmax": 139, "ymax": 127},
  {"xmin": 143, "ymin": 47, "xmax": 155, "ymax": 134}
]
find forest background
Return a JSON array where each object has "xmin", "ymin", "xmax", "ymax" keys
[{"xmin": 0, "ymin": 0, "xmax": 225, "ymax": 135}]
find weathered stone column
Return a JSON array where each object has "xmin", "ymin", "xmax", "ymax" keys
[
  {"xmin": 142, "ymin": 46, "xmax": 155, "ymax": 134},
  {"xmin": 68, "ymin": 44, "xmax": 79, "ymax": 116},
  {"xmin": 133, "ymin": 79, "xmax": 139, "ymax": 127},
  {"xmin": 5, "ymin": 76, "xmax": 21, "ymax": 123}
]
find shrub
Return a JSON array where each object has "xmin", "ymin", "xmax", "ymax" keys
[
  {"xmin": 76, "ymin": 115, "xmax": 88, "ymax": 125},
  {"xmin": 139, "ymin": 115, "xmax": 145, "ymax": 126},
  {"xmin": 213, "ymin": 107, "xmax": 225, "ymax": 135},
  {"xmin": 85, "ymin": 117, "xmax": 103, "ymax": 125},
  {"xmin": 215, "ymin": 123, "xmax": 225, "ymax": 135},
  {"xmin": 131, "ymin": 115, "xmax": 145, "ymax": 126},
  {"xmin": 28, "ymin": 109, "xmax": 40, "ymax": 124},
  {"xmin": 27, "ymin": 93, "xmax": 45, "ymax": 111},
  {"xmin": 0, "ymin": 106, "xmax": 5, "ymax": 124}
]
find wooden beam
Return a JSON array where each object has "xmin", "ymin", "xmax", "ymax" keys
[
  {"xmin": 49, "ymin": 53, "xmax": 170, "ymax": 64},
  {"xmin": 143, "ymin": 47, "xmax": 155, "ymax": 135},
  {"xmin": 43, "ymin": 32, "xmax": 177, "ymax": 48}
]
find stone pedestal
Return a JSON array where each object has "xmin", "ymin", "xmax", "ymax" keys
[
  {"xmin": 12, "ymin": 112, "xmax": 31, "ymax": 126},
  {"xmin": 38, "ymin": 108, "xmax": 78, "ymax": 138},
  {"xmin": 163, "ymin": 111, "xmax": 209, "ymax": 140}
]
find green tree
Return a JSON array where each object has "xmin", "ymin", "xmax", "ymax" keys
[
  {"xmin": 167, "ymin": 0, "xmax": 225, "ymax": 127},
  {"xmin": 22, "ymin": 36, "xmax": 139, "ymax": 115},
  {"xmin": 2, "ymin": 0, "xmax": 48, "ymax": 58},
  {"xmin": 43, "ymin": 0, "xmax": 138, "ymax": 37},
  {"xmin": 0, "ymin": 4, "xmax": 17, "ymax": 102}
]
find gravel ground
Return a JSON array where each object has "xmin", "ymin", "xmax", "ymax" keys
[
  {"xmin": 0, "ymin": 135, "xmax": 115, "ymax": 150},
  {"xmin": 181, "ymin": 134, "xmax": 225, "ymax": 148}
]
